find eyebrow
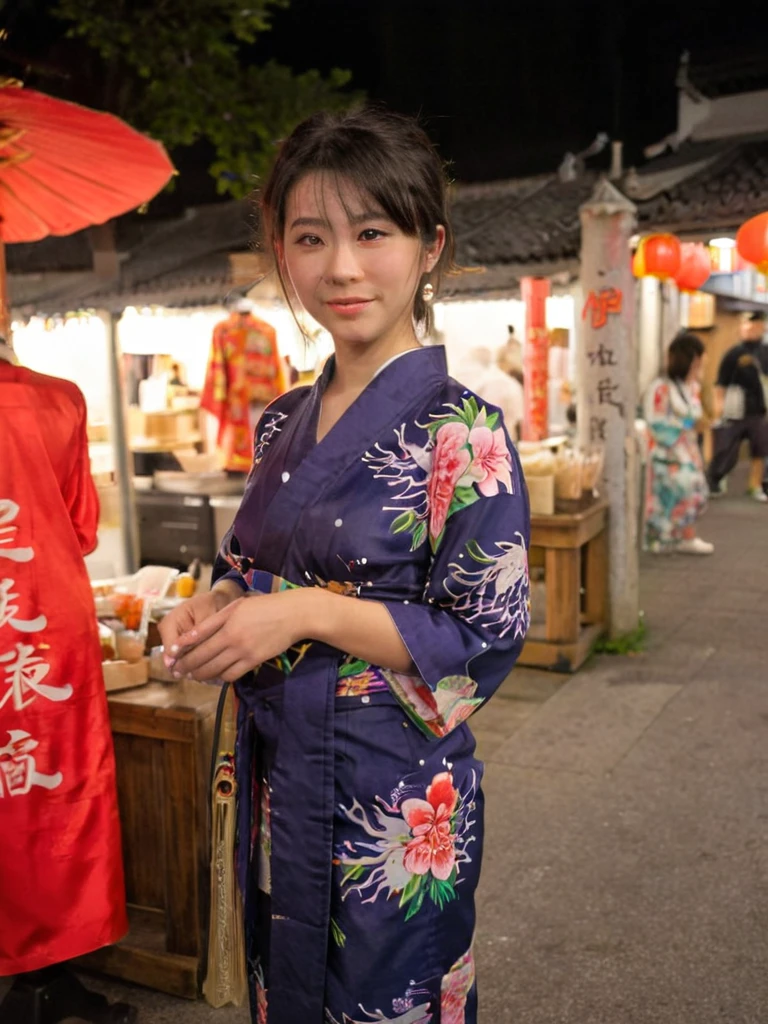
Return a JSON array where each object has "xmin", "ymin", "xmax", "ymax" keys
[{"xmin": 289, "ymin": 210, "xmax": 390, "ymax": 230}]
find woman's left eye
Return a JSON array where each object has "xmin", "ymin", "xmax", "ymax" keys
[{"xmin": 359, "ymin": 228, "xmax": 386, "ymax": 242}]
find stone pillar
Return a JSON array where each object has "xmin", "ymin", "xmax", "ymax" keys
[
  {"xmin": 578, "ymin": 179, "xmax": 639, "ymax": 637},
  {"xmin": 521, "ymin": 276, "xmax": 550, "ymax": 441}
]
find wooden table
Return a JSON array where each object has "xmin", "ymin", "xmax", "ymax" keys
[
  {"xmin": 520, "ymin": 499, "xmax": 608, "ymax": 672},
  {"xmin": 77, "ymin": 680, "xmax": 219, "ymax": 998}
]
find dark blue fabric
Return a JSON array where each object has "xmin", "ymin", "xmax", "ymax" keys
[{"xmin": 213, "ymin": 346, "xmax": 530, "ymax": 1023}]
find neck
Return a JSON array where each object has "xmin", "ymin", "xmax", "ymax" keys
[{"xmin": 330, "ymin": 321, "xmax": 420, "ymax": 393}]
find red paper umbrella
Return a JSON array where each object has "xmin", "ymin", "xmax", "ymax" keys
[{"xmin": 0, "ymin": 80, "xmax": 175, "ymax": 331}]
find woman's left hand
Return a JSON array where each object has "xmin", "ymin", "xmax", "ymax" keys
[{"xmin": 168, "ymin": 590, "xmax": 307, "ymax": 682}]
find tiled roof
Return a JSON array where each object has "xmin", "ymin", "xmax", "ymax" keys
[
  {"xmin": 10, "ymin": 136, "xmax": 768, "ymax": 310},
  {"xmin": 9, "ymin": 200, "xmax": 256, "ymax": 313},
  {"xmin": 688, "ymin": 54, "xmax": 768, "ymax": 99},
  {"xmin": 636, "ymin": 137, "xmax": 768, "ymax": 233}
]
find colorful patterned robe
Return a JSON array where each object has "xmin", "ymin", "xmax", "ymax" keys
[
  {"xmin": 201, "ymin": 312, "xmax": 288, "ymax": 472},
  {"xmin": 643, "ymin": 376, "xmax": 708, "ymax": 549},
  {"xmin": 213, "ymin": 345, "xmax": 531, "ymax": 1023}
]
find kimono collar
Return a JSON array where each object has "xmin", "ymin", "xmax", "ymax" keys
[{"xmin": 318, "ymin": 343, "xmax": 447, "ymax": 397}]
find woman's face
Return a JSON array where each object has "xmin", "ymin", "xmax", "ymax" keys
[{"xmin": 281, "ymin": 172, "xmax": 444, "ymax": 350}]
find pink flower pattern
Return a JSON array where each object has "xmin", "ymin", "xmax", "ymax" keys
[
  {"xmin": 402, "ymin": 772, "xmax": 459, "ymax": 880},
  {"xmin": 467, "ymin": 425, "xmax": 512, "ymax": 496},
  {"xmin": 441, "ymin": 949, "xmax": 476, "ymax": 1024},
  {"xmin": 427, "ymin": 422, "xmax": 471, "ymax": 542}
]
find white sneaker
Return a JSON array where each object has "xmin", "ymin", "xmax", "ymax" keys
[
  {"xmin": 747, "ymin": 488, "xmax": 768, "ymax": 503},
  {"xmin": 677, "ymin": 537, "xmax": 714, "ymax": 555}
]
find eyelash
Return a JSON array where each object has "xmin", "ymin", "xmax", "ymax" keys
[{"xmin": 295, "ymin": 228, "xmax": 389, "ymax": 247}]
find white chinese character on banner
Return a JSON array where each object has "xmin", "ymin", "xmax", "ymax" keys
[
  {"xmin": 0, "ymin": 500, "xmax": 33, "ymax": 564},
  {"xmin": 0, "ymin": 579, "xmax": 47, "ymax": 633},
  {"xmin": 0, "ymin": 729, "xmax": 62, "ymax": 797},
  {"xmin": 0, "ymin": 643, "xmax": 73, "ymax": 712}
]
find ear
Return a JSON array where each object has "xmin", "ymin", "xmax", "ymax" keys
[
  {"xmin": 424, "ymin": 225, "xmax": 446, "ymax": 273},
  {"xmin": 274, "ymin": 239, "xmax": 285, "ymax": 268}
]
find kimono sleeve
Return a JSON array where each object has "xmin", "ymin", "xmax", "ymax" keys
[
  {"xmin": 381, "ymin": 450, "xmax": 531, "ymax": 739},
  {"xmin": 64, "ymin": 392, "xmax": 99, "ymax": 556}
]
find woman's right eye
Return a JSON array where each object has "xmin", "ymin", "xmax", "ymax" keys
[{"xmin": 297, "ymin": 234, "xmax": 323, "ymax": 247}]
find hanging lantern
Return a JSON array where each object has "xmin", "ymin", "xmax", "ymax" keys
[
  {"xmin": 736, "ymin": 212, "xmax": 768, "ymax": 275},
  {"xmin": 674, "ymin": 242, "xmax": 711, "ymax": 293},
  {"xmin": 632, "ymin": 233, "xmax": 682, "ymax": 280}
]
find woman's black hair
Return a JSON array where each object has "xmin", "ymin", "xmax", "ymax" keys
[
  {"xmin": 259, "ymin": 107, "xmax": 457, "ymax": 335},
  {"xmin": 667, "ymin": 330, "xmax": 705, "ymax": 381}
]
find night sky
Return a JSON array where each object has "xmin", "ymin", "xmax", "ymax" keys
[
  {"xmin": 256, "ymin": 0, "xmax": 768, "ymax": 181},
  {"xmin": 3, "ymin": 0, "xmax": 768, "ymax": 200}
]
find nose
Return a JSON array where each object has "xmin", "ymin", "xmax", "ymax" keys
[{"xmin": 324, "ymin": 240, "xmax": 364, "ymax": 285}]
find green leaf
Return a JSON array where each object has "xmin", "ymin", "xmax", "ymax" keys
[
  {"xmin": 338, "ymin": 659, "xmax": 371, "ymax": 679},
  {"xmin": 391, "ymin": 510, "xmax": 416, "ymax": 535},
  {"xmin": 428, "ymin": 875, "xmax": 458, "ymax": 911},
  {"xmin": 465, "ymin": 396, "xmax": 480, "ymax": 423},
  {"xmin": 485, "ymin": 412, "xmax": 499, "ymax": 430},
  {"xmin": 465, "ymin": 539, "xmax": 496, "ymax": 564},
  {"xmin": 410, "ymin": 521, "xmax": 428, "ymax": 551},
  {"xmin": 403, "ymin": 879, "xmax": 428, "ymax": 921},
  {"xmin": 398, "ymin": 872, "xmax": 423, "ymax": 908},
  {"xmin": 330, "ymin": 917, "xmax": 347, "ymax": 948},
  {"xmin": 341, "ymin": 863, "xmax": 366, "ymax": 884}
]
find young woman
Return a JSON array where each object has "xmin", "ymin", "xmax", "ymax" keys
[
  {"xmin": 644, "ymin": 331, "xmax": 712, "ymax": 554},
  {"xmin": 160, "ymin": 108, "xmax": 531, "ymax": 1024}
]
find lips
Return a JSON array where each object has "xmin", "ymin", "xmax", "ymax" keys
[{"xmin": 325, "ymin": 297, "xmax": 373, "ymax": 315}]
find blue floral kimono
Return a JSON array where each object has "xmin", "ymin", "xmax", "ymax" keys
[{"xmin": 213, "ymin": 345, "xmax": 531, "ymax": 1024}]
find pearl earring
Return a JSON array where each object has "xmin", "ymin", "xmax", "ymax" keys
[{"xmin": 422, "ymin": 282, "xmax": 434, "ymax": 303}]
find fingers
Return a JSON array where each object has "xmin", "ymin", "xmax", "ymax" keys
[
  {"xmin": 173, "ymin": 649, "xmax": 243, "ymax": 683},
  {"xmin": 163, "ymin": 598, "xmax": 240, "ymax": 669}
]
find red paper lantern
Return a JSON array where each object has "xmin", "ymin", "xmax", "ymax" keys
[
  {"xmin": 674, "ymin": 242, "xmax": 711, "ymax": 293},
  {"xmin": 736, "ymin": 212, "xmax": 768, "ymax": 276},
  {"xmin": 632, "ymin": 233, "xmax": 682, "ymax": 280}
]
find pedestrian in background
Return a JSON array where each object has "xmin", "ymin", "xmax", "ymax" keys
[
  {"xmin": 707, "ymin": 310, "xmax": 768, "ymax": 502},
  {"xmin": 644, "ymin": 331, "xmax": 712, "ymax": 554}
]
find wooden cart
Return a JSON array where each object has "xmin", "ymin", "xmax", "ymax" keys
[{"xmin": 520, "ymin": 499, "xmax": 608, "ymax": 672}]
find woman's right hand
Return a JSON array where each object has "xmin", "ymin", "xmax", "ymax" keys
[{"xmin": 158, "ymin": 581, "xmax": 242, "ymax": 668}]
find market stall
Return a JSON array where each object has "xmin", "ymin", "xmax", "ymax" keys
[{"xmin": 519, "ymin": 441, "xmax": 608, "ymax": 672}]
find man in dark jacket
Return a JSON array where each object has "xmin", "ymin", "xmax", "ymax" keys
[{"xmin": 707, "ymin": 310, "xmax": 768, "ymax": 501}]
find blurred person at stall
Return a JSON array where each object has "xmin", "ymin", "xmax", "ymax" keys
[
  {"xmin": 159, "ymin": 108, "xmax": 530, "ymax": 1024},
  {"xmin": 707, "ymin": 310, "xmax": 768, "ymax": 502},
  {"xmin": 461, "ymin": 345, "xmax": 524, "ymax": 440},
  {"xmin": 0, "ymin": 338, "xmax": 131, "ymax": 1023},
  {"xmin": 643, "ymin": 331, "xmax": 712, "ymax": 554},
  {"xmin": 497, "ymin": 324, "xmax": 524, "ymax": 385}
]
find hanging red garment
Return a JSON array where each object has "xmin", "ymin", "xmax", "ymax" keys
[
  {"xmin": 200, "ymin": 311, "xmax": 287, "ymax": 472},
  {"xmin": 0, "ymin": 362, "xmax": 127, "ymax": 975}
]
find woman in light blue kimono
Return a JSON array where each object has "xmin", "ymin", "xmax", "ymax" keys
[
  {"xmin": 159, "ymin": 109, "xmax": 530, "ymax": 1024},
  {"xmin": 644, "ymin": 331, "xmax": 711, "ymax": 554}
]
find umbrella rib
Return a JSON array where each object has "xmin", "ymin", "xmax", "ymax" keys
[{"xmin": 6, "ymin": 158, "xmax": 138, "ymax": 204}]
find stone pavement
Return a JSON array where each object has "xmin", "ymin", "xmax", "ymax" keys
[
  {"xmin": 473, "ymin": 483, "xmax": 768, "ymax": 1023},
  {"xmin": 2, "ymin": 485, "xmax": 766, "ymax": 1023}
]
